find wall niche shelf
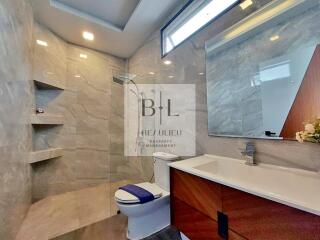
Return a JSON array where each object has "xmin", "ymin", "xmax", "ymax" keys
[
  {"xmin": 34, "ymin": 79, "xmax": 65, "ymax": 90},
  {"xmin": 29, "ymin": 148, "xmax": 63, "ymax": 164},
  {"xmin": 31, "ymin": 114, "xmax": 64, "ymax": 125}
]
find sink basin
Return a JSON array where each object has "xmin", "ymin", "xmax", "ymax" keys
[{"xmin": 169, "ymin": 154, "xmax": 320, "ymax": 216}]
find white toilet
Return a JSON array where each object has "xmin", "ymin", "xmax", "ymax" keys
[{"xmin": 115, "ymin": 152, "xmax": 180, "ymax": 240}]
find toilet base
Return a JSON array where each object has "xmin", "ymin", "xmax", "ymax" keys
[{"xmin": 127, "ymin": 204, "xmax": 170, "ymax": 240}]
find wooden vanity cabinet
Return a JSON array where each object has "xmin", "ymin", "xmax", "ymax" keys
[
  {"xmin": 222, "ymin": 186, "xmax": 320, "ymax": 240},
  {"xmin": 171, "ymin": 197, "xmax": 245, "ymax": 240},
  {"xmin": 170, "ymin": 168, "xmax": 320, "ymax": 240}
]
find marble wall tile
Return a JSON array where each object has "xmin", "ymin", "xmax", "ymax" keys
[
  {"xmin": 33, "ymin": 23, "xmax": 67, "ymax": 88},
  {"xmin": 128, "ymin": 0, "xmax": 320, "ymax": 181},
  {"xmin": 74, "ymin": 150, "xmax": 109, "ymax": 179},
  {"xmin": 0, "ymin": 0, "xmax": 34, "ymax": 239},
  {"xmin": 32, "ymin": 23, "xmax": 126, "ymax": 200}
]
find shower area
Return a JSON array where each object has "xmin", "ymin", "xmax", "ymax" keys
[{"xmin": 9, "ymin": 22, "xmax": 154, "ymax": 240}]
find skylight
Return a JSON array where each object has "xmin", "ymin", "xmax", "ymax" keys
[{"xmin": 161, "ymin": 0, "xmax": 240, "ymax": 57}]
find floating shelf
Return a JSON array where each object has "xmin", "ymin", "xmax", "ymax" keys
[
  {"xmin": 31, "ymin": 114, "xmax": 64, "ymax": 125},
  {"xmin": 34, "ymin": 79, "xmax": 65, "ymax": 90},
  {"xmin": 29, "ymin": 148, "xmax": 63, "ymax": 163}
]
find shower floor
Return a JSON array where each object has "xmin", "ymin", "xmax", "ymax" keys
[
  {"xmin": 52, "ymin": 214, "xmax": 127, "ymax": 240},
  {"xmin": 15, "ymin": 181, "xmax": 128, "ymax": 240}
]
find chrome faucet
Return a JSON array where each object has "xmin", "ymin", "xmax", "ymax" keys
[{"xmin": 241, "ymin": 142, "xmax": 257, "ymax": 166}]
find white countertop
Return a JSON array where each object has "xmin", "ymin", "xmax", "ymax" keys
[{"xmin": 169, "ymin": 154, "xmax": 320, "ymax": 216}]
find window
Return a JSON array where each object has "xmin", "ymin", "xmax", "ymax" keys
[{"xmin": 161, "ymin": 0, "xmax": 240, "ymax": 57}]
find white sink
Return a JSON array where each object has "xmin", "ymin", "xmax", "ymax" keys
[{"xmin": 169, "ymin": 154, "xmax": 320, "ymax": 216}]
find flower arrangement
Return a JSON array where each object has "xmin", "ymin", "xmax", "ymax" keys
[{"xmin": 296, "ymin": 119, "xmax": 320, "ymax": 143}]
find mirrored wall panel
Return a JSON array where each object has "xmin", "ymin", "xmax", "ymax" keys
[{"xmin": 206, "ymin": 0, "xmax": 320, "ymax": 139}]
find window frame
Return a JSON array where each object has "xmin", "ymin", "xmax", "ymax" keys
[{"xmin": 160, "ymin": 0, "xmax": 241, "ymax": 58}]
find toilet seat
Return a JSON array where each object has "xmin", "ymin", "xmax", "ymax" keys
[{"xmin": 115, "ymin": 182, "xmax": 163, "ymax": 204}]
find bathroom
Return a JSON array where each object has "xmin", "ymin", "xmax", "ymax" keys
[{"xmin": 0, "ymin": 0, "xmax": 320, "ymax": 239}]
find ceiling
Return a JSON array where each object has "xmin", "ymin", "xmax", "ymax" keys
[{"xmin": 31, "ymin": 0, "xmax": 187, "ymax": 58}]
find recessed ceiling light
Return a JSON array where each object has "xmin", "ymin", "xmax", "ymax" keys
[
  {"xmin": 82, "ymin": 31, "xmax": 94, "ymax": 41},
  {"xmin": 163, "ymin": 60, "xmax": 172, "ymax": 65},
  {"xmin": 239, "ymin": 0, "xmax": 253, "ymax": 10},
  {"xmin": 270, "ymin": 35, "xmax": 280, "ymax": 41},
  {"xmin": 198, "ymin": 72, "xmax": 204, "ymax": 75},
  {"xmin": 74, "ymin": 74, "xmax": 81, "ymax": 78},
  {"xmin": 168, "ymin": 75, "xmax": 174, "ymax": 78},
  {"xmin": 149, "ymin": 72, "xmax": 155, "ymax": 75},
  {"xmin": 80, "ymin": 53, "xmax": 87, "ymax": 59},
  {"xmin": 36, "ymin": 40, "xmax": 48, "ymax": 47}
]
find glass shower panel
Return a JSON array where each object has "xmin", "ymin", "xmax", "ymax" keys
[{"xmin": 109, "ymin": 71, "xmax": 156, "ymax": 214}]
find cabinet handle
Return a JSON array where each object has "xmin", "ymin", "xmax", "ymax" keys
[{"xmin": 218, "ymin": 211, "xmax": 228, "ymax": 239}]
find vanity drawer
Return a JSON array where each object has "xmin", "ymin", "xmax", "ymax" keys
[
  {"xmin": 171, "ymin": 197, "xmax": 221, "ymax": 240},
  {"xmin": 170, "ymin": 169, "xmax": 222, "ymax": 221},
  {"xmin": 172, "ymin": 197, "xmax": 247, "ymax": 240},
  {"xmin": 222, "ymin": 186, "xmax": 320, "ymax": 240}
]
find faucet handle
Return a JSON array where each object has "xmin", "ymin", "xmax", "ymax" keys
[
  {"xmin": 241, "ymin": 142, "xmax": 257, "ymax": 165},
  {"xmin": 239, "ymin": 142, "xmax": 255, "ymax": 156},
  {"xmin": 245, "ymin": 142, "xmax": 255, "ymax": 150}
]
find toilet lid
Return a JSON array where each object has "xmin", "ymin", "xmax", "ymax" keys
[{"xmin": 115, "ymin": 182, "xmax": 163, "ymax": 204}]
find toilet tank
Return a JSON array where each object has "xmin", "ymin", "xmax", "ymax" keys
[{"xmin": 153, "ymin": 152, "xmax": 179, "ymax": 192}]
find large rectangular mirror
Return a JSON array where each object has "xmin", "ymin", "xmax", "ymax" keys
[{"xmin": 205, "ymin": 0, "xmax": 320, "ymax": 139}]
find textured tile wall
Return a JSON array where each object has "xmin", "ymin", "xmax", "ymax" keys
[
  {"xmin": 32, "ymin": 23, "xmax": 127, "ymax": 201},
  {"xmin": 128, "ymin": 0, "xmax": 320, "ymax": 179},
  {"xmin": 0, "ymin": 0, "xmax": 34, "ymax": 239}
]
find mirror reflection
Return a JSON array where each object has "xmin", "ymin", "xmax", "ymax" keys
[{"xmin": 206, "ymin": 6, "xmax": 320, "ymax": 139}]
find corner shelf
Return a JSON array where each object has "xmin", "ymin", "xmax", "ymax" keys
[
  {"xmin": 31, "ymin": 114, "xmax": 64, "ymax": 125},
  {"xmin": 29, "ymin": 148, "xmax": 63, "ymax": 163},
  {"xmin": 34, "ymin": 79, "xmax": 65, "ymax": 90}
]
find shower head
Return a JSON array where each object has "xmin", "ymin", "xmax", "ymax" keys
[{"xmin": 113, "ymin": 73, "xmax": 136, "ymax": 85}]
